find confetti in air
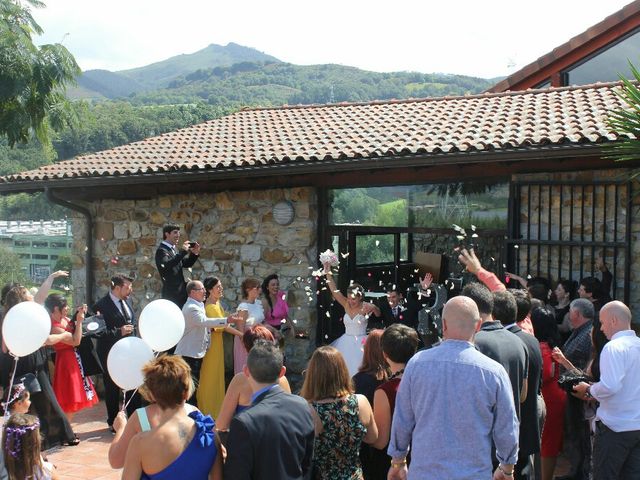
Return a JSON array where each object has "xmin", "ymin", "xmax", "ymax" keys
[
  {"xmin": 375, "ymin": 240, "xmax": 380, "ymax": 247},
  {"xmin": 341, "ymin": 252, "xmax": 350, "ymax": 258}
]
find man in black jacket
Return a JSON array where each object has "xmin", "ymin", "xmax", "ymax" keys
[
  {"xmin": 225, "ymin": 341, "xmax": 315, "ymax": 480},
  {"xmin": 155, "ymin": 224, "xmax": 200, "ymax": 308},
  {"xmin": 92, "ymin": 274, "xmax": 140, "ymax": 431}
]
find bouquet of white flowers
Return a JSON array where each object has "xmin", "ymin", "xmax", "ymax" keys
[{"xmin": 319, "ymin": 249, "xmax": 339, "ymax": 267}]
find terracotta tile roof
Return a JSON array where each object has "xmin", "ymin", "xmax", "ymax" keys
[
  {"xmin": 489, "ymin": 1, "xmax": 640, "ymax": 92},
  {"xmin": 0, "ymin": 82, "xmax": 627, "ymax": 185}
]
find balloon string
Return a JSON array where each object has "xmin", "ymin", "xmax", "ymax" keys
[
  {"xmin": 122, "ymin": 388, "xmax": 139, "ymax": 412},
  {"xmin": 3, "ymin": 356, "xmax": 19, "ymax": 420}
]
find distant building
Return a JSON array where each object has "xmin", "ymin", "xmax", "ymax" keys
[{"xmin": 0, "ymin": 220, "xmax": 72, "ymax": 283}]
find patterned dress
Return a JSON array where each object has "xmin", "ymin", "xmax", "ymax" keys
[{"xmin": 312, "ymin": 395, "xmax": 367, "ymax": 480}]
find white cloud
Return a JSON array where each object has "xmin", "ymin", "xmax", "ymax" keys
[{"xmin": 34, "ymin": 0, "xmax": 632, "ymax": 78}]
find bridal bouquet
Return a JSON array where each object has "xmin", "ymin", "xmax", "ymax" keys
[{"xmin": 319, "ymin": 249, "xmax": 339, "ymax": 267}]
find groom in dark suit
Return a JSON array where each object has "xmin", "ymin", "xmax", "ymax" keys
[
  {"xmin": 92, "ymin": 274, "xmax": 140, "ymax": 431},
  {"xmin": 225, "ymin": 341, "xmax": 315, "ymax": 480},
  {"xmin": 155, "ymin": 224, "xmax": 200, "ymax": 308}
]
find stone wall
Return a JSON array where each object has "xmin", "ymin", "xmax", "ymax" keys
[
  {"xmin": 512, "ymin": 169, "xmax": 640, "ymax": 315},
  {"xmin": 70, "ymin": 187, "xmax": 318, "ymax": 374}
]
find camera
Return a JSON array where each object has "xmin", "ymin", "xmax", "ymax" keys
[{"xmin": 188, "ymin": 241, "xmax": 197, "ymax": 248}]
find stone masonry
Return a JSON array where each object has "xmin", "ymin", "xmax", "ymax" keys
[{"xmin": 69, "ymin": 187, "xmax": 318, "ymax": 374}]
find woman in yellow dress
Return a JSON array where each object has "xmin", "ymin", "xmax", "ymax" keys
[{"xmin": 198, "ymin": 276, "xmax": 242, "ymax": 418}]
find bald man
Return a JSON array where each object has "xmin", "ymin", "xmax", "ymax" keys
[
  {"xmin": 388, "ymin": 296, "xmax": 519, "ymax": 480},
  {"xmin": 573, "ymin": 301, "xmax": 640, "ymax": 479}
]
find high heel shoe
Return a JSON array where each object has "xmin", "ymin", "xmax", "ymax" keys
[{"xmin": 64, "ymin": 435, "xmax": 80, "ymax": 446}]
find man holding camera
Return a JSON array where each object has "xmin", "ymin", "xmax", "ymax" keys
[{"xmin": 155, "ymin": 224, "xmax": 200, "ymax": 308}]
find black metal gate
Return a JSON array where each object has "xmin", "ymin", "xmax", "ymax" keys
[{"xmin": 506, "ymin": 180, "xmax": 632, "ymax": 303}]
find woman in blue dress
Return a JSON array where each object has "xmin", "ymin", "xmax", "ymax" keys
[{"xmin": 121, "ymin": 355, "xmax": 222, "ymax": 480}]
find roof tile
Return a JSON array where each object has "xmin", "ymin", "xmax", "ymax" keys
[{"xmin": 0, "ymin": 82, "xmax": 629, "ymax": 184}]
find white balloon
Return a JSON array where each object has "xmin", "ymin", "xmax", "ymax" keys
[
  {"xmin": 107, "ymin": 337, "xmax": 154, "ymax": 390},
  {"xmin": 2, "ymin": 302, "xmax": 51, "ymax": 357},
  {"xmin": 138, "ymin": 299, "xmax": 185, "ymax": 352}
]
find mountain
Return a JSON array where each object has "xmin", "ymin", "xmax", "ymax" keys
[
  {"xmin": 75, "ymin": 42, "xmax": 280, "ymax": 99},
  {"xmin": 128, "ymin": 62, "xmax": 493, "ymax": 107},
  {"xmin": 76, "ymin": 69, "xmax": 145, "ymax": 99}
]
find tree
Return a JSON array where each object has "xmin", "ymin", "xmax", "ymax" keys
[
  {"xmin": 0, "ymin": 0, "xmax": 80, "ymax": 146},
  {"xmin": 606, "ymin": 62, "xmax": 640, "ymax": 162},
  {"xmin": 0, "ymin": 244, "xmax": 26, "ymax": 287}
]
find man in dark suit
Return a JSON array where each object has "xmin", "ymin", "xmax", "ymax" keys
[
  {"xmin": 225, "ymin": 341, "xmax": 315, "ymax": 480},
  {"xmin": 92, "ymin": 274, "xmax": 140, "ymax": 431},
  {"xmin": 155, "ymin": 224, "xmax": 200, "ymax": 308}
]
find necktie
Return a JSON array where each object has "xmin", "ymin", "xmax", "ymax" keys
[{"xmin": 120, "ymin": 299, "xmax": 131, "ymax": 324}]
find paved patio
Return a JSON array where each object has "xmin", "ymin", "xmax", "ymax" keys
[{"xmin": 44, "ymin": 401, "xmax": 120, "ymax": 479}]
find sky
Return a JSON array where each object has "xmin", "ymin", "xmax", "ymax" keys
[{"xmin": 32, "ymin": 0, "xmax": 634, "ymax": 79}]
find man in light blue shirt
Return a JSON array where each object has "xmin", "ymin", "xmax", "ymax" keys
[{"xmin": 388, "ymin": 295, "xmax": 519, "ymax": 480}]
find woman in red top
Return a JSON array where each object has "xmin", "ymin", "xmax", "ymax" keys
[
  {"xmin": 45, "ymin": 294, "xmax": 98, "ymax": 422},
  {"xmin": 531, "ymin": 307, "xmax": 567, "ymax": 480}
]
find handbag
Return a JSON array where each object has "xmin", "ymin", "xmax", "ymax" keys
[
  {"xmin": 82, "ymin": 314, "xmax": 106, "ymax": 337},
  {"xmin": 557, "ymin": 369, "xmax": 590, "ymax": 393}
]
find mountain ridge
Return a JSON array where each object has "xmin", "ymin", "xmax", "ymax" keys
[{"xmin": 74, "ymin": 42, "xmax": 493, "ymax": 102}]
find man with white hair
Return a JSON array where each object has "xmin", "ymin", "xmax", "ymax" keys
[
  {"xmin": 388, "ymin": 296, "xmax": 519, "ymax": 480},
  {"xmin": 574, "ymin": 301, "xmax": 640, "ymax": 479}
]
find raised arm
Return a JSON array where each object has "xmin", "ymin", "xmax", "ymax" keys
[
  {"xmin": 49, "ymin": 305, "xmax": 86, "ymax": 347},
  {"xmin": 458, "ymin": 249, "xmax": 506, "ymax": 292},
  {"xmin": 34, "ymin": 270, "xmax": 68, "ymax": 304},
  {"xmin": 323, "ymin": 263, "xmax": 348, "ymax": 309}
]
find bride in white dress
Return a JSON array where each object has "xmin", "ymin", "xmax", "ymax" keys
[{"xmin": 323, "ymin": 263, "xmax": 381, "ymax": 376}]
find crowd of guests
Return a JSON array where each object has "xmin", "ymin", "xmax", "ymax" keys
[{"xmin": 0, "ymin": 222, "xmax": 638, "ymax": 479}]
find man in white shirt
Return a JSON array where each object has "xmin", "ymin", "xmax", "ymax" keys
[
  {"xmin": 175, "ymin": 280, "xmax": 236, "ymax": 407},
  {"xmin": 574, "ymin": 301, "xmax": 640, "ymax": 479}
]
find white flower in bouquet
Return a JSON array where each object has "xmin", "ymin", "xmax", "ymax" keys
[{"xmin": 319, "ymin": 249, "xmax": 339, "ymax": 267}]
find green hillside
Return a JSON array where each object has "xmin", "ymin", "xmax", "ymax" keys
[
  {"xmin": 119, "ymin": 42, "xmax": 281, "ymax": 90},
  {"xmin": 76, "ymin": 69, "xmax": 145, "ymax": 99},
  {"xmin": 1, "ymin": 42, "xmax": 495, "ymax": 220},
  {"xmin": 130, "ymin": 62, "xmax": 492, "ymax": 106}
]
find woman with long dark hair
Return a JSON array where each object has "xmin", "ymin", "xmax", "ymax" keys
[
  {"xmin": 0, "ymin": 284, "xmax": 78, "ymax": 448},
  {"xmin": 46, "ymin": 294, "xmax": 98, "ymax": 422},
  {"xmin": 531, "ymin": 307, "xmax": 566, "ymax": 480}
]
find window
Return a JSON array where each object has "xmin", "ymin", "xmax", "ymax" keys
[
  {"xmin": 355, "ymin": 234, "xmax": 408, "ymax": 265},
  {"xmin": 32, "ymin": 241, "xmax": 48, "ymax": 248},
  {"xmin": 329, "ymin": 183, "xmax": 508, "ymax": 229},
  {"xmin": 50, "ymin": 242, "xmax": 67, "ymax": 248},
  {"xmin": 33, "ymin": 254, "xmax": 48, "ymax": 260},
  {"xmin": 14, "ymin": 241, "xmax": 30, "ymax": 247},
  {"xmin": 535, "ymin": 79, "xmax": 551, "ymax": 89},
  {"xmin": 563, "ymin": 28, "xmax": 640, "ymax": 85}
]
